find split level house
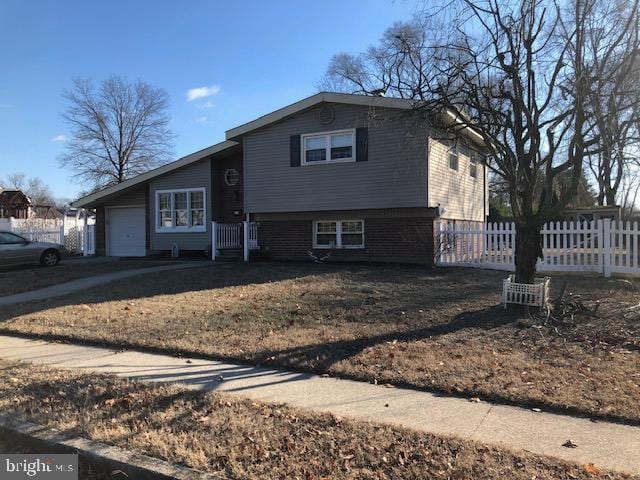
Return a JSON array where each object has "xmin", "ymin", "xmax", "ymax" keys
[{"xmin": 72, "ymin": 92, "xmax": 488, "ymax": 264}]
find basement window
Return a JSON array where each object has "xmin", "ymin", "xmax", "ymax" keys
[{"xmin": 314, "ymin": 220, "xmax": 364, "ymax": 249}]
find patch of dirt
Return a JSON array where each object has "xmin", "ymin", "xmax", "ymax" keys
[
  {"xmin": 0, "ymin": 360, "xmax": 632, "ymax": 480},
  {"xmin": 1, "ymin": 263, "xmax": 639, "ymax": 422}
]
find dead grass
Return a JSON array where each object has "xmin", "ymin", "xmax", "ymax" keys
[
  {"xmin": 2, "ymin": 262, "xmax": 639, "ymax": 422},
  {"xmin": 0, "ymin": 360, "xmax": 632, "ymax": 480},
  {"xmin": 0, "ymin": 258, "xmax": 172, "ymax": 297}
]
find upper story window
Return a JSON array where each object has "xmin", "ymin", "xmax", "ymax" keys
[
  {"xmin": 448, "ymin": 141, "xmax": 459, "ymax": 171},
  {"xmin": 469, "ymin": 151, "xmax": 479, "ymax": 179},
  {"xmin": 156, "ymin": 188, "xmax": 206, "ymax": 233},
  {"xmin": 302, "ymin": 129, "xmax": 355, "ymax": 165}
]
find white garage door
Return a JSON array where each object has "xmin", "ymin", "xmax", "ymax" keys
[{"xmin": 108, "ymin": 207, "xmax": 146, "ymax": 257}]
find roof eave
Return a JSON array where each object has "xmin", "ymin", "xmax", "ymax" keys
[
  {"xmin": 71, "ymin": 140, "xmax": 239, "ymax": 208},
  {"xmin": 225, "ymin": 92, "xmax": 415, "ymax": 140}
]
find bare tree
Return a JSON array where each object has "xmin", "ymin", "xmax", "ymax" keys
[
  {"xmin": 619, "ymin": 166, "xmax": 640, "ymax": 219},
  {"xmin": 2, "ymin": 172, "xmax": 56, "ymax": 207},
  {"xmin": 60, "ymin": 76, "xmax": 174, "ymax": 191},
  {"xmin": 580, "ymin": 0, "xmax": 640, "ymax": 206},
  {"xmin": 323, "ymin": 0, "xmax": 639, "ymax": 283}
]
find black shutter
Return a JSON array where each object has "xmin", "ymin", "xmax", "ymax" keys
[
  {"xmin": 356, "ymin": 128, "xmax": 368, "ymax": 162},
  {"xmin": 290, "ymin": 135, "xmax": 301, "ymax": 167}
]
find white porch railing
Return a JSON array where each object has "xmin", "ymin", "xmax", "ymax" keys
[
  {"xmin": 211, "ymin": 221, "xmax": 259, "ymax": 262},
  {"xmin": 248, "ymin": 222, "xmax": 259, "ymax": 250},
  {"xmin": 435, "ymin": 219, "xmax": 640, "ymax": 277},
  {"xmin": 216, "ymin": 223, "xmax": 242, "ymax": 249}
]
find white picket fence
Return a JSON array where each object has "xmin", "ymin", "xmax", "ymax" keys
[{"xmin": 435, "ymin": 219, "xmax": 640, "ymax": 277}]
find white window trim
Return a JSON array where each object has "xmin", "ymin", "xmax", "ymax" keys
[
  {"xmin": 155, "ymin": 188, "xmax": 206, "ymax": 233},
  {"xmin": 301, "ymin": 128, "xmax": 356, "ymax": 166},
  {"xmin": 448, "ymin": 140, "xmax": 459, "ymax": 172},
  {"xmin": 469, "ymin": 151, "xmax": 479, "ymax": 179},
  {"xmin": 313, "ymin": 219, "xmax": 365, "ymax": 249}
]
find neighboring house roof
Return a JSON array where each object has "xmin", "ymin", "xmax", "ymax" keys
[
  {"xmin": 0, "ymin": 189, "xmax": 32, "ymax": 206},
  {"xmin": 72, "ymin": 140, "xmax": 238, "ymax": 208},
  {"xmin": 225, "ymin": 92, "xmax": 415, "ymax": 139}
]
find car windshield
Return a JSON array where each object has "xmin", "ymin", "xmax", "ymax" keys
[{"xmin": 0, "ymin": 232, "xmax": 27, "ymax": 244}]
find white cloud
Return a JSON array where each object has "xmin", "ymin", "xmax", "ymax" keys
[
  {"xmin": 51, "ymin": 134, "xmax": 67, "ymax": 142},
  {"xmin": 197, "ymin": 100, "xmax": 216, "ymax": 109},
  {"xmin": 186, "ymin": 85, "xmax": 220, "ymax": 102},
  {"xmin": 194, "ymin": 116, "xmax": 208, "ymax": 124}
]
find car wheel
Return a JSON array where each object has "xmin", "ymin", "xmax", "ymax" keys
[{"xmin": 40, "ymin": 249, "xmax": 60, "ymax": 267}]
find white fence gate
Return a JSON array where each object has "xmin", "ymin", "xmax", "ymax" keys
[{"xmin": 435, "ymin": 220, "xmax": 640, "ymax": 277}]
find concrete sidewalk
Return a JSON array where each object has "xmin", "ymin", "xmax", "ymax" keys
[
  {"xmin": 0, "ymin": 336, "xmax": 638, "ymax": 474},
  {"xmin": 0, "ymin": 261, "xmax": 211, "ymax": 306}
]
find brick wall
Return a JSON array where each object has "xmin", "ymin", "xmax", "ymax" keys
[
  {"xmin": 213, "ymin": 154, "xmax": 244, "ymax": 223},
  {"xmin": 257, "ymin": 216, "xmax": 434, "ymax": 264}
]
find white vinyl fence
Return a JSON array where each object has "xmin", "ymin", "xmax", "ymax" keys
[
  {"xmin": 0, "ymin": 218, "xmax": 64, "ymax": 245},
  {"xmin": 435, "ymin": 219, "xmax": 640, "ymax": 277},
  {"xmin": 1, "ymin": 216, "xmax": 96, "ymax": 255}
]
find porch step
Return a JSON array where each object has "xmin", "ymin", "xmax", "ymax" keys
[{"xmin": 215, "ymin": 248, "xmax": 243, "ymax": 262}]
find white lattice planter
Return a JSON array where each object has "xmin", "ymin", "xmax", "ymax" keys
[{"xmin": 502, "ymin": 275, "xmax": 550, "ymax": 309}]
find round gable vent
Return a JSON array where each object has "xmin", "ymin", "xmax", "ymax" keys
[
  {"xmin": 224, "ymin": 168, "xmax": 239, "ymax": 186},
  {"xmin": 318, "ymin": 104, "xmax": 335, "ymax": 125}
]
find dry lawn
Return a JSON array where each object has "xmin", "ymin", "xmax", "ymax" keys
[
  {"xmin": 0, "ymin": 258, "xmax": 171, "ymax": 297},
  {"xmin": 0, "ymin": 360, "xmax": 632, "ymax": 480},
  {"xmin": 1, "ymin": 262, "xmax": 639, "ymax": 422}
]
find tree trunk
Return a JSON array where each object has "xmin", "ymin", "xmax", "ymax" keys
[{"xmin": 514, "ymin": 222, "xmax": 542, "ymax": 284}]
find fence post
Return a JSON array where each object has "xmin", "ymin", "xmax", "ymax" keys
[
  {"xmin": 211, "ymin": 221, "xmax": 217, "ymax": 261},
  {"xmin": 243, "ymin": 221, "xmax": 249, "ymax": 263},
  {"xmin": 59, "ymin": 225, "xmax": 65, "ymax": 246},
  {"xmin": 602, "ymin": 219, "xmax": 612, "ymax": 277},
  {"xmin": 82, "ymin": 210, "xmax": 89, "ymax": 256}
]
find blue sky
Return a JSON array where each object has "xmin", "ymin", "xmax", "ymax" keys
[{"xmin": 0, "ymin": 0, "xmax": 416, "ymax": 200}]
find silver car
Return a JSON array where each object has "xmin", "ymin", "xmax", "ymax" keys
[{"xmin": 0, "ymin": 231, "xmax": 63, "ymax": 267}]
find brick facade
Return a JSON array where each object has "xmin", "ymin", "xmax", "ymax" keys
[
  {"xmin": 257, "ymin": 214, "xmax": 434, "ymax": 264},
  {"xmin": 213, "ymin": 154, "xmax": 244, "ymax": 223}
]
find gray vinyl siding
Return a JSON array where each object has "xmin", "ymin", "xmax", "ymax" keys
[
  {"xmin": 149, "ymin": 159, "xmax": 212, "ymax": 251},
  {"xmin": 104, "ymin": 186, "xmax": 146, "ymax": 207},
  {"xmin": 244, "ymin": 103, "xmax": 428, "ymax": 213}
]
